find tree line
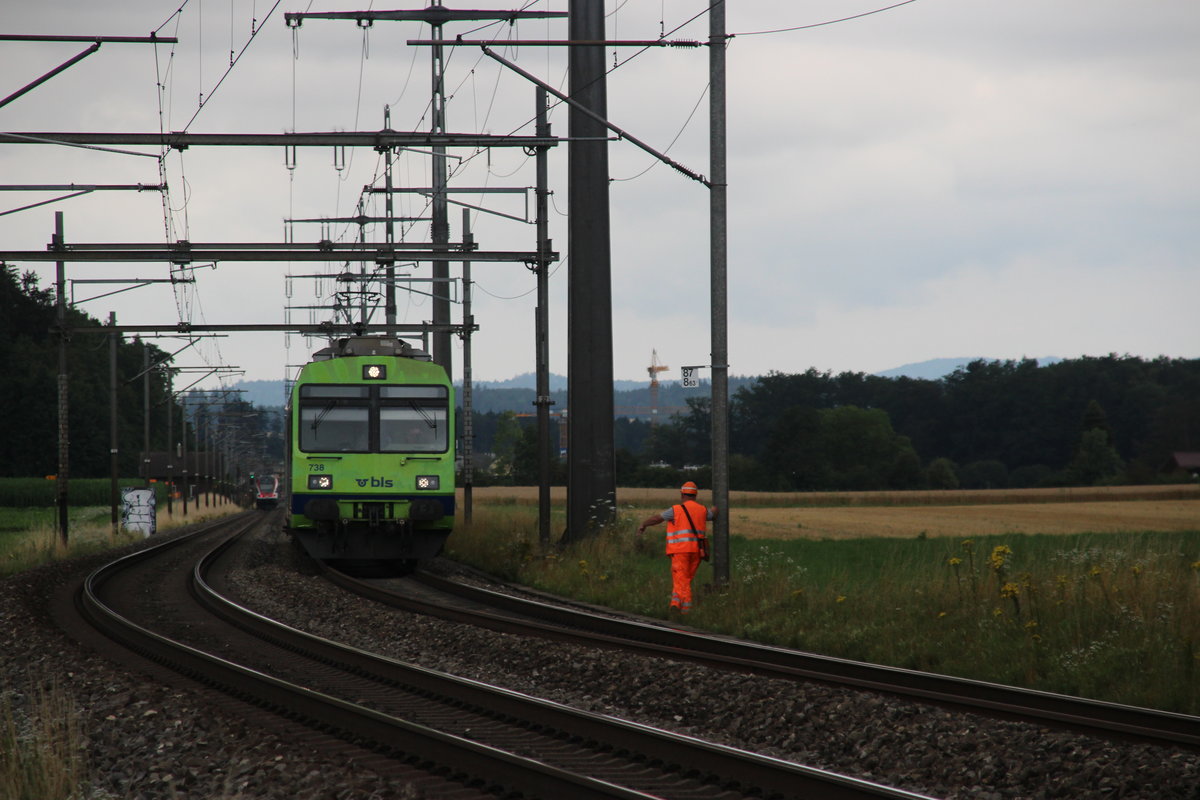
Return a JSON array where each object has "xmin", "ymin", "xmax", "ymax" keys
[
  {"xmin": 0, "ymin": 266, "xmax": 282, "ymax": 481},
  {"xmin": 470, "ymin": 357, "xmax": 1199, "ymax": 490}
]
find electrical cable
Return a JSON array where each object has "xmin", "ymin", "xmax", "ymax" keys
[
  {"xmin": 179, "ymin": 0, "xmax": 283, "ymax": 132},
  {"xmin": 612, "ymin": 82, "xmax": 709, "ymax": 182},
  {"xmin": 473, "ymin": 256, "xmax": 566, "ymax": 301},
  {"xmin": 733, "ymin": 0, "xmax": 921, "ymax": 36}
]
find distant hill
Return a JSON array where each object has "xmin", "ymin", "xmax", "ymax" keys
[
  {"xmin": 874, "ymin": 356, "xmax": 1061, "ymax": 380},
  {"xmin": 473, "ymin": 372, "xmax": 645, "ymax": 392},
  {"xmin": 224, "ymin": 375, "xmax": 744, "ymax": 416},
  {"xmin": 227, "ymin": 358, "xmax": 1065, "ymax": 411}
]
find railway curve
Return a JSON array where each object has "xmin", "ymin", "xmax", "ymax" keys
[
  {"xmin": 365, "ymin": 564, "xmax": 1200, "ymax": 752},
  {"xmin": 74, "ymin": 512, "xmax": 932, "ymax": 800}
]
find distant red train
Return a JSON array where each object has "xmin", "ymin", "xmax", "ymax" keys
[{"xmin": 254, "ymin": 474, "xmax": 280, "ymax": 510}]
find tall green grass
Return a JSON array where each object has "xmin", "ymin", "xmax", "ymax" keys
[{"xmin": 448, "ymin": 506, "xmax": 1200, "ymax": 714}]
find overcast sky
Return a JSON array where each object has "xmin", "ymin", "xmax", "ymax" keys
[{"xmin": 2, "ymin": 1, "xmax": 1197, "ymax": 390}]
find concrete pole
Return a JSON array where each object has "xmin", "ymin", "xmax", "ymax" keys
[
  {"xmin": 203, "ymin": 413, "xmax": 210, "ymax": 508},
  {"xmin": 535, "ymin": 86, "xmax": 553, "ymax": 549},
  {"xmin": 710, "ymin": 1, "xmax": 731, "ymax": 585},
  {"xmin": 166, "ymin": 388, "xmax": 174, "ymax": 516},
  {"xmin": 461, "ymin": 209, "xmax": 474, "ymax": 525},
  {"xmin": 109, "ymin": 311, "xmax": 118, "ymax": 541},
  {"xmin": 566, "ymin": 0, "xmax": 616, "ymax": 540},
  {"xmin": 384, "ymin": 105, "xmax": 397, "ymax": 335},
  {"xmin": 54, "ymin": 212, "xmax": 69, "ymax": 546},
  {"xmin": 181, "ymin": 400, "xmax": 189, "ymax": 517},
  {"xmin": 142, "ymin": 339, "xmax": 150, "ymax": 487},
  {"xmin": 430, "ymin": 20, "xmax": 452, "ymax": 375}
]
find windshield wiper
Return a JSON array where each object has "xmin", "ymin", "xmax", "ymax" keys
[
  {"xmin": 409, "ymin": 400, "xmax": 437, "ymax": 429},
  {"xmin": 311, "ymin": 400, "xmax": 336, "ymax": 431}
]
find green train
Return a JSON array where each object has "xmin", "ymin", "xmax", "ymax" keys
[{"xmin": 286, "ymin": 336, "xmax": 455, "ymax": 565}]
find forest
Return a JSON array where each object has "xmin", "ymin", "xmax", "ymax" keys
[
  {"xmin": 0, "ymin": 265, "xmax": 279, "ymax": 480},
  {"xmin": 4, "ymin": 264, "xmax": 1197, "ymax": 490},
  {"xmin": 472, "ymin": 354, "xmax": 1200, "ymax": 490}
]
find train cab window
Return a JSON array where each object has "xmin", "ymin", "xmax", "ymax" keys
[
  {"xmin": 380, "ymin": 386, "xmax": 448, "ymax": 453},
  {"xmin": 300, "ymin": 407, "xmax": 370, "ymax": 452},
  {"xmin": 299, "ymin": 385, "xmax": 370, "ymax": 452}
]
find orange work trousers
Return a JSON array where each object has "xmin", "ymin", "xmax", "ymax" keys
[{"xmin": 669, "ymin": 551, "xmax": 702, "ymax": 613}]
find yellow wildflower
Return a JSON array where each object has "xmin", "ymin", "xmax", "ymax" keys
[
  {"xmin": 948, "ymin": 556, "xmax": 962, "ymax": 566},
  {"xmin": 836, "ymin": 595, "xmax": 847, "ymax": 604},
  {"xmin": 989, "ymin": 545, "xmax": 1013, "ymax": 572},
  {"xmin": 1000, "ymin": 582, "xmax": 1020, "ymax": 599}
]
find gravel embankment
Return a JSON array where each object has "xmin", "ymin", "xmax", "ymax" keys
[{"xmin": 3, "ymin": 525, "xmax": 1198, "ymax": 799}]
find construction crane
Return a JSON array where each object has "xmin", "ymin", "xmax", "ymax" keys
[{"xmin": 648, "ymin": 349, "xmax": 669, "ymax": 425}]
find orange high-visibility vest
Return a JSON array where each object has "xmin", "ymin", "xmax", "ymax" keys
[{"xmin": 665, "ymin": 500, "xmax": 707, "ymax": 555}]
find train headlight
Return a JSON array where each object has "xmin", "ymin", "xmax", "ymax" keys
[
  {"xmin": 308, "ymin": 475, "xmax": 334, "ymax": 490},
  {"xmin": 415, "ymin": 475, "xmax": 439, "ymax": 490},
  {"xmin": 362, "ymin": 364, "xmax": 387, "ymax": 380}
]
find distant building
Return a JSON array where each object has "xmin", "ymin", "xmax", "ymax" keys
[{"xmin": 1163, "ymin": 452, "xmax": 1200, "ymax": 479}]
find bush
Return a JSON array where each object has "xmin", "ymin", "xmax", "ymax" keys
[{"xmin": 925, "ymin": 458, "xmax": 959, "ymax": 490}]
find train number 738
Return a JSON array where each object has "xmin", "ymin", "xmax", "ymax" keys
[{"xmin": 309, "ymin": 463, "xmax": 326, "ymax": 472}]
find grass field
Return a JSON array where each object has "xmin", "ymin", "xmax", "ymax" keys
[
  {"xmin": 449, "ymin": 485, "xmax": 1200, "ymax": 714},
  {"xmin": 0, "ymin": 495, "xmax": 241, "ymax": 577}
]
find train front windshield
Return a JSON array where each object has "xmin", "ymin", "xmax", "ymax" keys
[
  {"xmin": 380, "ymin": 386, "xmax": 447, "ymax": 453},
  {"xmin": 298, "ymin": 384, "xmax": 448, "ymax": 454}
]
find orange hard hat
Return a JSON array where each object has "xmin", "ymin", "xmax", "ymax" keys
[{"xmin": 680, "ymin": 481, "xmax": 698, "ymax": 495}]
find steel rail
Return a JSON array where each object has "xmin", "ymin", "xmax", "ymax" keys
[
  {"xmin": 77, "ymin": 519, "xmax": 658, "ymax": 800},
  {"xmin": 394, "ymin": 569, "xmax": 1200, "ymax": 752},
  {"xmin": 196, "ymin": 537, "xmax": 931, "ymax": 800}
]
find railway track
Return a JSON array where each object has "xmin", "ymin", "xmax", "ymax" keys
[
  {"xmin": 76, "ymin": 514, "xmax": 933, "ymax": 800},
  {"xmin": 325, "ymin": 562, "xmax": 1200, "ymax": 753}
]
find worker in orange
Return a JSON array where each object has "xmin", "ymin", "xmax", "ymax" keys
[{"xmin": 636, "ymin": 481, "xmax": 719, "ymax": 616}]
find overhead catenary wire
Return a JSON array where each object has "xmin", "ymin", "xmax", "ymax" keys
[
  {"xmin": 179, "ymin": 0, "xmax": 283, "ymax": 132},
  {"xmin": 473, "ymin": 255, "xmax": 567, "ymax": 301},
  {"xmin": 150, "ymin": 0, "xmax": 285, "ymax": 375},
  {"xmin": 733, "ymin": 0, "xmax": 921, "ymax": 37}
]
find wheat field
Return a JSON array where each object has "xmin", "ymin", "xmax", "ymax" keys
[{"xmin": 459, "ymin": 484, "xmax": 1200, "ymax": 540}]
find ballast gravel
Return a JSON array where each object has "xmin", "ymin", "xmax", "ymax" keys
[{"xmin": 2, "ymin": 525, "xmax": 1198, "ymax": 800}]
